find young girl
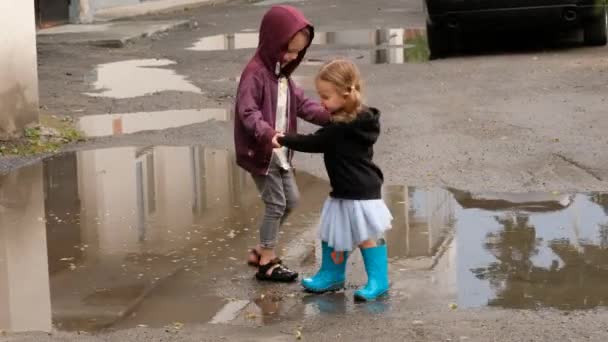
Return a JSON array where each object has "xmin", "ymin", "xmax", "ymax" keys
[{"xmin": 277, "ymin": 59, "xmax": 392, "ymax": 301}]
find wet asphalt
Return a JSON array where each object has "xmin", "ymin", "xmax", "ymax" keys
[{"xmin": 3, "ymin": 0, "xmax": 608, "ymax": 340}]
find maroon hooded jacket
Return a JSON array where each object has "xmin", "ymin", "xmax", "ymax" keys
[{"xmin": 234, "ymin": 5, "xmax": 330, "ymax": 175}]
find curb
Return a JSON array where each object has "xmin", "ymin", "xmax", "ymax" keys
[
  {"xmin": 94, "ymin": 0, "xmax": 229, "ymax": 22},
  {"xmin": 37, "ymin": 20, "xmax": 194, "ymax": 48},
  {"xmin": 280, "ymin": 222, "xmax": 318, "ymax": 268},
  {"xmin": 96, "ymin": 20, "xmax": 194, "ymax": 48}
]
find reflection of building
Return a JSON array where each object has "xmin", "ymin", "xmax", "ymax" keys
[
  {"xmin": 78, "ymin": 108, "xmax": 231, "ymax": 137},
  {"xmin": 189, "ymin": 28, "xmax": 428, "ymax": 65},
  {"xmin": 0, "ymin": 165, "xmax": 52, "ymax": 332},
  {"xmin": 384, "ymin": 186, "xmax": 455, "ymax": 258},
  {"xmin": 44, "ymin": 153, "xmax": 83, "ymax": 274},
  {"xmin": 67, "ymin": 146, "xmax": 256, "ymax": 256},
  {"xmin": 373, "ymin": 29, "xmax": 428, "ymax": 64},
  {"xmin": 46, "ymin": 146, "xmax": 261, "ymax": 330},
  {"xmin": 189, "ymin": 32, "xmax": 259, "ymax": 51},
  {"xmin": 1, "ymin": 143, "xmax": 334, "ymax": 331},
  {"xmin": 383, "ymin": 186, "xmax": 457, "ymax": 300}
]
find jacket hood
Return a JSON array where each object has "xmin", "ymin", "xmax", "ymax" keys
[
  {"xmin": 347, "ymin": 107, "xmax": 381, "ymax": 145},
  {"xmin": 256, "ymin": 5, "xmax": 314, "ymax": 77}
]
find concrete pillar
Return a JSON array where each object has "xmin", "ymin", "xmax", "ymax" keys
[
  {"xmin": 78, "ymin": 0, "xmax": 94, "ymax": 24},
  {"xmin": 0, "ymin": 1, "xmax": 39, "ymax": 140}
]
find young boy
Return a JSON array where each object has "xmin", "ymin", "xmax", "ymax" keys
[{"xmin": 234, "ymin": 5, "xmax": 329, "ymax": 282}]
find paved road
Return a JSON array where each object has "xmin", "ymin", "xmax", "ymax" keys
[{"xmin": 4, "ymin": 0, "xmax": 608, "ymax": 340}]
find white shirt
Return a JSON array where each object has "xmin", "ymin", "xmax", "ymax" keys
[{"xmin": 274, "ymin": 77, "xmax": 290, "ymax": 170}]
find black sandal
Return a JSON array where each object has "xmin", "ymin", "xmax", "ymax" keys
[{"xmin": 256, "ymin": 258, "xmax": 298, "ymax": 283}]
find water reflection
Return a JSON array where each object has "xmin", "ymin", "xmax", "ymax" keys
[
  {"xmin": 0, "ymin": 166, "xmax": 52, "ymax": 333},
  {"xmin": 46, "ymin": 146, "xmax": 262, "ymax": 330},
  {"xmin": 373, "ymin": 34, "xmax": 430, "ymax": 64},
  {"xmin": 0, "ymin": 146, "xmax": 329, "ymax": 332},
  {"xmin": 188, "ymin": 27, "xmax": 427, "ymax": 59},
  {"xmin": 85, "ymin": 59, "xmax": 202, "ymax": 99},
  {"xmin": 77, "ymin": 108, "xmax": 231, "ymax": 137},
  {"xmin": 384, "ymin": 186, "xmax": 455, "ymax": 259},
  {"xmin": 453, "ymin": 191, "xmax": 608, "ymax": 310},
  {"xmin": 3, "ymin": 148, "xmax": 608, "ymax": 333}
]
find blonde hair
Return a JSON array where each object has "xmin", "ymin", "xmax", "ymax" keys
[{"xmin": 316, "ymin": 59, "xmax": 363, "ymax": 123}]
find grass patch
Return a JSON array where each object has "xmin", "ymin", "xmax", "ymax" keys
[{"xmin": 0, "ymin": 114, "xmax": 85, "ymax": 157}]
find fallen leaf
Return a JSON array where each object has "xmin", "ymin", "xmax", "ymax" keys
[
  {"xmin": 173, "ymin": 322, "xmax": 184, "ymax": 330},
  {"xmin": 449, "ymin": 303, "xmax": 458, "ymax": 310},
  {"xmin": 295, "ymin": 330, "xmax": 303, "ymax": 340}
]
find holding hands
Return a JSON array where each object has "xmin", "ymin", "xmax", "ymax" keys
[{"xmin": 272, "ymin": 132, "xmax": 285, "ymax": 148}]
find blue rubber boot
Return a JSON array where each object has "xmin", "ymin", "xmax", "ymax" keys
[
  {"xmin": 354, "ymin": 244, "xmax": 389, "ymax": 301},
  {"xmin": 302, "ymin": 242, "xmax": 348, "ymax": 293}
]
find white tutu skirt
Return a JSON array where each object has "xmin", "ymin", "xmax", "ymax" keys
[{"xmin": 319, "ymin": 197, "xmax": 393, "ymax": 252}]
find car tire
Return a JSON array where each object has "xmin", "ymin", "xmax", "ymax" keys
[
  {"xmin": 426, "ymin": 22, "xmax": 450, "ymax": 59},
  {"xmin": 584, "ymin": 6, "xmax": 607, "ymax": 46}
]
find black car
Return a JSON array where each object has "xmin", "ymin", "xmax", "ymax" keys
[{"xmin": 425, "ymin": 0, "xmax": 608, "ymax": 58}]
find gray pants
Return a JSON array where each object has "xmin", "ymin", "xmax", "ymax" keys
[{"xmin": 252, "ymin": 155, "xmax": 300, "ymax": 249}]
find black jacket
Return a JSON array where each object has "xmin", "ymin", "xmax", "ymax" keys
[{"xmin": 278, "ymin": 107, "xmax": 384, "ymax": 200}]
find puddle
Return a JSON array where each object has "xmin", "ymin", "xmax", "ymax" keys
[
  {"xmin": 449, "ymin": 191, "xmax": 608, "ymax": 310},
  {"xmin": 304, "ymin": 46, "xmax": 429, "ymax": 66},
  {"xmin": 188, "ymin": 28, "xmax": 429, "ymax": 64},
  {"xmin": 85, "ymin": 59, "xmax": 202, "ymax": 99},
  {"xmin": 2, "ymin": 149, "xmax": 608, "ymax": 333},
  {"xmin": 77, "ymin": 108, "xmax": 232, "ymax": 137},
  {"xmin": 384, "ymin": 187, "xmax": 455, "ymax": 260},
  {"xmin": 0, "ymin": 145, "xmax": 328, "ymax": 332}
]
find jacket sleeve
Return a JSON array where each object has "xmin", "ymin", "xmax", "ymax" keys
[
  {"xmin": 278, "ymin": 126, "xmax": 336, "ymax": 153},
  {"xmin": 236, "ymin": 73, "xmax": 276, "ymax": 144},
  {"xmin": 293, "ymin": 84, "xmax": 331, "ymax": 126}
]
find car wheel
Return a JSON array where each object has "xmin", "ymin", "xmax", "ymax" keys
[
  {"xmin": 584, "ymin": 5, "xmax": 607, "ymax": 46},
  {"xmin": 426, "ymin": 22, "xmax": 450, "ymax": 59}
]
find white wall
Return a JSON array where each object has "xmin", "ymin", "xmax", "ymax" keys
[{"xmin": 0, "ymin": 0, "xmax": 39, "ymax": 139}]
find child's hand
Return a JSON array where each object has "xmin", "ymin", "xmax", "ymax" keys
[{"xmin": 272, "ymin": 133, "xmax": 283, "ymax": 148}]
